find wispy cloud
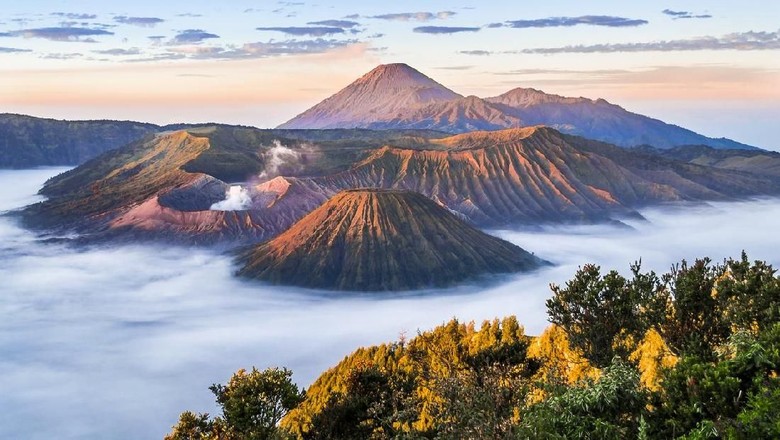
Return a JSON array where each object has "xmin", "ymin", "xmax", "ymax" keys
[
  {"xmin": 307, "ymin": 20, "xmax": 360, "ymax": 28},
  {"xmin": 51, "ymin": 13, "xmax": 97, "ymax": 20},
  {"xmin": 93, "ymin": 48, "xmax": 142, "ymax": 56},
  {"xmin": 169, "ymin": 29, "xmax": 219, "ymax": 45},
  {"xmin": 256, "ymin": 26, "xmax": 345, "ymax": 36},
  {"xmin": 459, "ymin": 49, "xmax": 492, "ymax": 55},
  {"xmin": 162, "ymin": 38, "xmax": 360, "ymax": 60},
  {"xmin": 0, "ymin": 47, "xmax": 31, "ymax": 53},
  {"xmin": 662, "ymin": 9, "xmax": 712, "ymax": 19},
  {"xmin": 435, "ymin": 65, "xmax": 474, "ymax": 70},
  {"xmin": 413, "ymin": 26, "xmax": 480, "ymax": 34},
  {"xmin": 10, "ymin": 27, "xmax": 113, "ymax": 42},
  {"xmin": 176, "ymin": 13, "xmax": 203, "ymax": 18},
  {"xmin": 41, "ymin": 52, "xmax": 83, "ymax": 60},
  {"xmin": 503, "ymin": 15, "xmax": 648, "ymax": 28},
  {"xmin": 370, "ymin": 11, "xmax": 456, "ymax": 22},
  {"xmin": 520, "ymin": 30, "xmax": 780, "ymax": 53},
  {"xmin": 113, "ymin": 16, "xmax": 165, "ymax": 27}
]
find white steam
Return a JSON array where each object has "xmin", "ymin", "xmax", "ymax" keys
[
  {"xmin": 258, "ymin": 140, "xmax": 307, "ymax": 181},
  {"xmin": 210, "ymin": 185, "xmax": 252, "ymax": 211}
]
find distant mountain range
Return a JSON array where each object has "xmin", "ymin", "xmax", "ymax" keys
[
  {"xmin": 279, "ymin": 63, "xmax": 755, "ymax": 150},
  {"xmin": 0, "ymin": 63, "xmax": 762, "ymax": 169},
  {"xmin": 236, "ymin": 189, "xmax": 545, "ymax": 291},
  {"xmin": 0, "ymin": 114, "xmax": 159, "ymax": 168}
]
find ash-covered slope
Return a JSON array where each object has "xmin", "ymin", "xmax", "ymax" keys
[
  {"xmin": 278, "ymin": 63, "xmax": 461, "ymax": 129},
  {"xmin": 272, "ymin": 127, "xmax": 780, "ymax": 226},
  {"xmin": 236, "ymin": 189, "xmax": 544, "ymax": 291}
]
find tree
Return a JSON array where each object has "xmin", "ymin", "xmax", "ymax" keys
[
  {"xmin": 211, "ymin": 367, "xmax": 303, "ymax": 440},
  {"xmin": 305, "ymin": 363, "xmax": 418, "ymax": 439},
  {"xmin": 546, "ymin": 262, "xmax": 660, "ymax": 368},
  {"xmin": 166, "ymin": 367, "xmax": 303, "ymax": 440},
  {"xmin": 516, "ymin": 360, "xmax": 648, "ymax": 439}
]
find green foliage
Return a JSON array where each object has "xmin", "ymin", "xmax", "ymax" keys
[
  {"xmin": 649, "ymin": 324, "xmax": 780, "ymax": 438},
  {"xmin": 516, "ymin": 360, "xmax": 647, "ymax": 439},
  {"xmin": 546, "ymin": 262, "xmax": 660, "ymax": 367},
  {"xmin": 166, "ymin": 367, "xmax": 303, "ymax": 440},
  {"xmin": 305, "ymin": 364, "xmax": 418, "ymax": 439}
]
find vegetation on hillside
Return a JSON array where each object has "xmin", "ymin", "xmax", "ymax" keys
[{"xmin": 169, "ymin": 252, "xmax": 780, "ymax": 439}]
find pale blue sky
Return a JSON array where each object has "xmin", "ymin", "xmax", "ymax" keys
[{"xmin": 1, "ymin": 1, "xmax": 778, "ymax": 148}]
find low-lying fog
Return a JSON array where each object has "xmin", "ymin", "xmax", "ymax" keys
[{"xmin": 2, "ymin": 168, "xmax": 779, "ymax": 440}]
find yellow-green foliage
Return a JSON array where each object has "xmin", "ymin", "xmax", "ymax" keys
[
  {"xmin": 629, "ymin": 329, "xmax": 678, "ymax": 390},
  {"xmin": 281, "ymin": 316, "xmax": 529, "ymax": 436},
  {"xmin": 527, "ymin": 324, "xmax": 599, "ymax": 387}
]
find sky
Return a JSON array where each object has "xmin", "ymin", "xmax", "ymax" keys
[{"xmin": 0, "ymin": 1, "xmax": 779, "ymax": 148}]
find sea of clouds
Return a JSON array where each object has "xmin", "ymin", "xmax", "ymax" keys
[{"xmin": 1, "ymin": 168, "xmax": 779, "ymax": 439}]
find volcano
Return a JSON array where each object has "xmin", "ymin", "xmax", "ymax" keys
[
  {"xmin": 277, "ymin": 63, "xmax": 461, "ymax": 129},
  {"xmin": 236, "ymin": 189, "xmax": 545, "ymax": 291}
]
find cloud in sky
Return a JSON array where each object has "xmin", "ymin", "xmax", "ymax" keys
[
  {"xmin": 459, "ymin": 49, "xmax": 492, "ymax": 55},
  {"xmin": 51, "ymin": 12, "xmax": 97, "ymax": 20},
  {"xmin": 520, "ymin": 30, "xmax": 780, "ymax": 53},
  {"xmin": 370, "ymin": 11, "xmax": 456, "ymax": 22},
  {"xmin": 10, "ymin": 27, "xmax": 114, "ymax": 42},
  {"xmin": 504, "ymin": 15, "xmax": 649, "ymax": 28},
  {"xmin": 162, "ymin": 38, "xmax": 360, "ymax": 60},
  {"xmin": 307, "ymin": 20, "xmax": 360, "ymax": 28},
  {"xmin": 0, "ymin": 47, "xmax": 31, "ymax": 53},
  {"xmin": 256, "ymin": 26, "xmax": 345, "ymax": 37},
  {"xmin": 662, "ymin": 9, "xmax": 712, "ymax": 19},
  {"xmin": 113, "ymin": 16, "xmax": 165, "ymax": 27},
  {"xmin": 413, "ymin": 26, "xmax": 480, "ymax": 34},
  {"xmin": 93, "ymin": 48, "xmax": 142, "ymax": 56},
  {"xmin": 170, "ymin": 29, "xmax": 219, "ymax": 45}
]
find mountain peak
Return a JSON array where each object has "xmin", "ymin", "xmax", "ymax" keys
[
  {"xmin": 487, "ymin": 87, "xmax": 589, "ymax": 108},
  {"xmin": 278, "ymin": 64, "xmax": 461, "ymax": 129},
  {"xmin": 236, "ymin": 189, "xmax": 543, "ymax": 291}
]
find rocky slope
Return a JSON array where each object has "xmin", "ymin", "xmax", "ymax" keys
[
  {"xmin": 236, "ymin": 189, "xmax": 545, "ymax": 291},
  {"xmin": 0, "ymin": 114, "xmax": 160, "ymax": 168},
  {"xmin": 269, "ymin": 127, "xmax": 780, "ymax": 226},
  {"xmin": 279, "ymin": 64, "xmax": 756, "ymax": 150}
]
